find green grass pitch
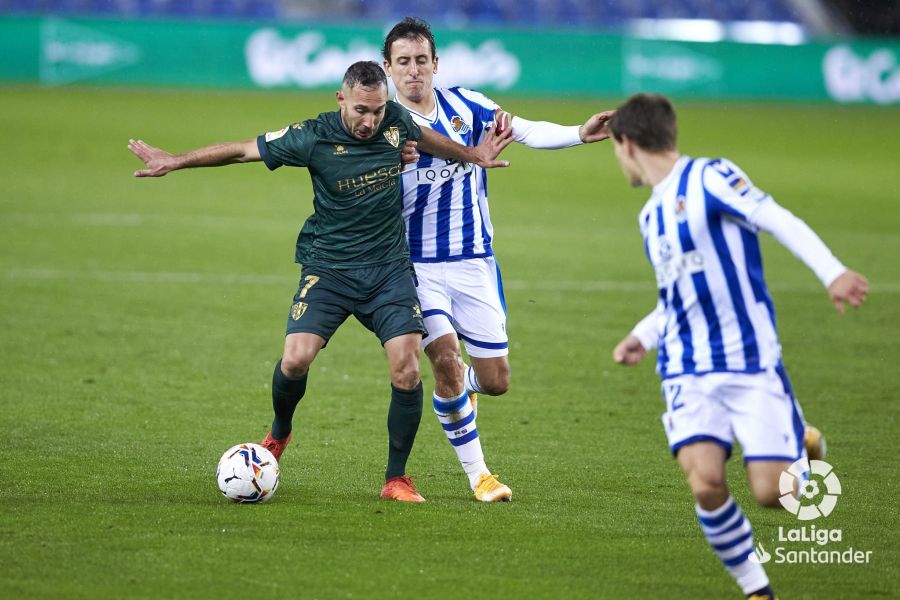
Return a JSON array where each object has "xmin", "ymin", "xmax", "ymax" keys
[{"xmin": 1, "ymin": 85, "xmax": 898, "ymax": 599}]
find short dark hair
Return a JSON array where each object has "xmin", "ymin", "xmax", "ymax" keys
[
  {"xmin": 342, "ymin": 60, "xmax": 387, "ymax": 90},
  {"xmin": 608, "ymin": 93, "xmax": 678, "ymax": 151},
  {"xmin": 383, "ymin": 17, "xmax": 436, "ymax": 63}
]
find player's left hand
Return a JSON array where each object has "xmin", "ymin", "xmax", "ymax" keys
[
  {"xmin": 401, "ymin": 140, "xmax": 419, "ymax": 166},
  {"xmin": 579, "ymin": 111, "xmax": 615, "ymax": 143},
  {"xmin": 828, "ymin": 269, "xmax": 868, "ymax": 314},
  {"xmin": 472, "ymin": 125, "xmax": 513, "ymax": 169}
]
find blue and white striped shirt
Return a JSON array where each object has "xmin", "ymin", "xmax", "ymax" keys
[
  {"xmin": 640, "ymin": 156, "xmax": 785, "ymax": 379},
  {"xmin": 396, "ymin": 87, "xmax": 499, "ymax": 263}
]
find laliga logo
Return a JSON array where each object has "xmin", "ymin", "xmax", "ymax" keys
[
  {"xmin": 778, "ymin": 458, "xmax": 842, "ymax": 521},
  {"xmin": 748, "ymin": 542, "xmax": 772, "ymax": 564}
]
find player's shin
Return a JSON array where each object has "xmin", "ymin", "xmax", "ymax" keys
[
  {"xmin": 696, "ymin": 496, "xmax": 770, "ymax": 596},
  {"xmin": 385, "ymin": 382, "xmax": 423, "ymax": 479},
  {"xmin": 433, "ymin": 390, "xmax": 489, "ymax": 489},
  {"xmin": 271, "ymin": 359, "xmax": 308, "ymax": 440}
]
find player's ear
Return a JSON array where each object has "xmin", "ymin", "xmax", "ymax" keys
[
  {"xmin": 335, "ymin": 90, "xmax": 345, "ymax": 106},
  {"xmin": 433, "ymin": 55, "xmax": 439, "ymax": 74}
]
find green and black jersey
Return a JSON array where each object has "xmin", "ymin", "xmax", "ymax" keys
[{"xmin": 257, "ymin": 102, "xmax": 422, "ymax": 269}]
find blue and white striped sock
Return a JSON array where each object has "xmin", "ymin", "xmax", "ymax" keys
[
  {"xmin": 696, "ymin": 497, "xmax": 769, "ymax": 595},
  {"xmin": 433, "ymin": 390, "xmax": 488, "ymax": 489},
  {"xmin": 464, "ymin": 365, "xmax": 483, "ymax": 395}
]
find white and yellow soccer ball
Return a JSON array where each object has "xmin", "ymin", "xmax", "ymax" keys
[{"xmin": 216, "ymin": 443, "xmax": 280, "ymax": 503}]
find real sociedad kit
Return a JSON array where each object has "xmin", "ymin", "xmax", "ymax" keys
[
  {"xmin": 396, "ymin": 87, "xmax": 509, "ymax": 358},
  {"xmin": 633, "ymin": 156, "xmax": 834, "ymax": 462}
]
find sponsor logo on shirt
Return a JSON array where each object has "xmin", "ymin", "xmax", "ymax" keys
[
  {"xmin": 337, "ymin": 163, "xmax": 403, "ymax": 197},
  {"xmin": 411, "ymin": 158, "xmax": 473, "ymax": 186},
  {"xmin": 655, "ymin": 249, "xmax": 705, "ymax": 288}
]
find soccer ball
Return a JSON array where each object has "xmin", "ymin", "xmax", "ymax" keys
[{"xmin": 216, "ymin": 443, "xmax": 280, "ymax": 503}]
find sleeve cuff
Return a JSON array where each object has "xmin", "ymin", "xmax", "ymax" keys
[
  {"xmin": 631, "ymin": 310, "xmax": 660, "ymax": 351},
  {"xmin": 821, "ymin": 263, "xmax": 847, "ymax": 288},
  {"xmin": 256, "ymin": 135, "xmax": 280, "ymax": 171}
]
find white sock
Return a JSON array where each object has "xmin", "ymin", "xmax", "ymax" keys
[
  {"xmin": 433, "ymin": 390, "xmax": 488, "ymax": 489},
  {"xmin": 696, "ymin": 496, "xmax": 769, "ymax": 595}
]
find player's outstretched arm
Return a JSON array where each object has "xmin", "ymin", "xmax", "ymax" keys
[
  {"xmin": 613, "ymin": 334, "xmax": 647, "ymax": 366},
  {"xmin": 417, "ymin": 126, "xmax": 512, "ymax": 168},
  {"xmin": 491, "ymin": 109, "xmax": 614, "ymax": 148},
  {"xmin": 828, "ymin": 270, "xmax": 868, "ymax": 314},
  {"xmin": 128, "ymin": 138, "xmax": 261, "ymax": 177}
]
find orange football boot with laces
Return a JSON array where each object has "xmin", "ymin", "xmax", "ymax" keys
[
  {"xmin": 380, "ymin": 475, "xmax": 426, "ymax": 502},
  {"xmin": 260, "ymin": 431, "xmax": 292, "ymax": 461}
]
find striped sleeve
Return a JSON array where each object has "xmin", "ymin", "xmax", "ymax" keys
[{"xmin": 701, "ymin": 158, "xmax": 770, "ymax": 224}]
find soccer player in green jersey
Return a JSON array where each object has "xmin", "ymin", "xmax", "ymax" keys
[{"xmin": 128, "ymin": 61, "xmax": 512, "ymax": 502}]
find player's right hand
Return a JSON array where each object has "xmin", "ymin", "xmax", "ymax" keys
[
  {"xmin": 613, "ymin": 334, "xmax": 647, "ymax": 366},
  {"xmin": 828, "ymin": 269, "xmax": 868, "ymax": 314},
  {"xmin": 128, "ymin": 139, "xmax": 177, "ymax": 177},
  {"xmin": 401, "ymin": 140, "xmax": 419, "ymax": 166}
]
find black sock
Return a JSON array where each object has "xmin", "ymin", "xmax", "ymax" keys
[
  {"xmin": 385, "ymin": 382, "xmax": 423, "ymax": 480},
  {"xmin": 271, "ymin": 359, "xmax": 307, "ymax": 440}
]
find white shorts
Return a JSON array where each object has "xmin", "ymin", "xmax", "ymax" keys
[
  {"xmin": 660, "ymin": 366, "xmax": 806, "ymax": 462},
  {"xmin": 414, "ymin": 257, "xmax": 508, "ymax": 359}
]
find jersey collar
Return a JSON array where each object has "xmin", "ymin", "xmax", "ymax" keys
[{"xmin": 393, "ymin": 89, "xmax": 439, "ymax": 123}]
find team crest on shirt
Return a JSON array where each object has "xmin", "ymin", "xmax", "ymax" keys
[
  {"xmin": 383, "ymin": 127, "xmax": 400, "ymax": 147},
  {"xmin": 291, "ymin": 122, "xmax": 304, "ymax": 129},
  {"xmin": 450, "ymin": 116, "xmax": 471, "ymax": 134},
  {"xmin": 291, "ymin": 302, "xmax": 308, "ymax": 320},
  {"xmin": 675, "ymin": 195, "xmax": 688, "ymax": 223},
  {"xmin": 333, "ymin": 144, "xmax": 347, "ymax": 155}
]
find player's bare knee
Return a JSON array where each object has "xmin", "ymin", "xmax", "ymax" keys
[
  {"xmin": 430, "ymin": 348, "xmax": 465, "ymax": 383},
  {"xmin": 480, "ymin": 371, "xmax": 510, "ymax": 396},
  {"xmin": 692, "ymin": 480, "xmax": 729, "ymax": 511},
  {"xmin": 750, "ymin": 483, "xmax": 783, "ymax": 508},
  {"xmin": 280, "ymin": 351, "xmax": 312, "ymax": 378},
  {"xmin": 686, "ymin": 468, "xmax": 728, "ymax": 510},
  {"xmin": 471, "ymin": 359, "xmax": 510, "ymax": 396},
  {"xmin": 391, "ymin": 358, "xmax": 420, "ymax": 390}
]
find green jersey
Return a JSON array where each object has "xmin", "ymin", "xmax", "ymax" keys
[{"xmin": 257, "ymin": 102, "xmax": 422, "ymax": 268}]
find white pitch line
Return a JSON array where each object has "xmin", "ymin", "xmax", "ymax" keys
[{"xmin": 5, "ymin": 267, "xmax": 899, "ymax": 294}]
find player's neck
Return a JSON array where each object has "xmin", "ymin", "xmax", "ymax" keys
[
  {"xmin": 642, "ymin": 151, "xmax": 682, "ymax": 187},
  {"xmin": 397, "ymin": 90, "xmax": 436, "ymax": 117}
]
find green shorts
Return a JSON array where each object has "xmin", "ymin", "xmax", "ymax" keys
[{"xmin": 285, "ymin": 259, "xmax": 425, "ymax": 345}]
